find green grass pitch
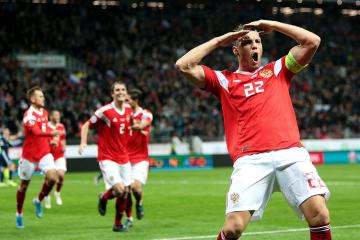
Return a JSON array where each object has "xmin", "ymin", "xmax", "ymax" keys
[{"xmin": 1, "ymin": 164, "xmax": 359, "ymax": 240}]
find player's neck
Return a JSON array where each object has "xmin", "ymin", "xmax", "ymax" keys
[
  {"xmin": 113, "ymin": 101, "xmax": 124, "ymax": 111},
  {"xmin": 30, "ymin": 104, "xmax": 42, "ymax": 113}
]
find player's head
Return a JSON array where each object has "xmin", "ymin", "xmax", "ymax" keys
[
  {"xmin": 127, "ymin": 88, "xmax": 143, "ymax": 108},
  {"xmin": 50, "ymin": 110, "xmax": 61, "ymax": 123},
  {"xmin": 27, "ymin": 86, "xmax": 45, "ymax": 108},
  {"xmin": 232, "ymin": 25, "xmax": 263, "ymax": 72},
  {"xmin": 111, "ymin": 81, "xmax": 127, "ymax": 103}
]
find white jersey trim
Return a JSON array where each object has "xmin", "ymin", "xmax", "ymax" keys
[
  {"xmin": 274, "ymin": 59, "xmax": 282, "ymax": 77},
  {"xmin": 111, "ymin": 102, "xmax": 126, "ymax": 115},
  {"xmin": 95, "ymin": 104, "xmax": 112, "ymax": 127},
  {"xmin": 215, "ymin": 71, "xmax": 229, "ymax": 93}
]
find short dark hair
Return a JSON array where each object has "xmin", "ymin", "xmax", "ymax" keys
[
  {"xmin": 110, "ymin": 80, "xmax": 126, "ymax": 94},
  {"xmin": 128, "ymin": 88, "xmax": 143, "ymax": 101},
  {"xmin": 27, "ymin": 86, "xmax": 42, "ymax": 101}
]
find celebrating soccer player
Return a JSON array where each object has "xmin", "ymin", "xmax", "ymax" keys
[
  {"xmin": 16, "ymin": 86, "xmax": 61, "ymax": 228},
  {"xmin": 79, "ymin": 81, "xmax": 133, "ymax": 232},
  {"xmin": 44, "ymin": 110, "xmax": 67, "ymax": 209},
  {"xmin": 124, "ymin": 89, "xmax": 153, "ymax": 228},
  {"xmin": 176, "ymin": 20, "xmax": 331, "ymax": 240}
]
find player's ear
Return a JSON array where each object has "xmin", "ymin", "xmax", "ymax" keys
[{"xmin": 233, "ymin": 45, "xmax": 239, "ymax": 56}]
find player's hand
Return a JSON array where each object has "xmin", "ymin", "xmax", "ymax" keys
[
  {"xmin": 50, "ymin": 139, "xmax": 58, "ymax": 147},
  {"xmin": 78, "ymin": 143, "xmax": 87, "ymax": 155},
  {"xmin": 243, "ymin": 20, "xmax": 274, "ymax": 35},
  {"xmin": 215, "ymin": 30, "xmax": 250, "ymax": 47},
  {"xmin": 51, "ymin": 130, "xmax": 62, "ymax": 136}
]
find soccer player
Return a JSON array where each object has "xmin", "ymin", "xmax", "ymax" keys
[
  {"xmin": 175, "ymin": 20, "xmax": 331, "ymax": 240},
  {"xmin": 79, "ymin": 81, "xmax": 133, "ymax": 232},
  {"xmin": 0, "ymin": 127, "xmax": 19, "ymax": 187},
  {"xmin": 16, "ymin": 86, "xmax": 61, "ymax": 228},
  {"xmin": 44, "ymin": 110, "xmax": 67, "ymax": 209},
  {"xmin": 124, "ymin": 89, "xmax": 153, "ymax": 227}
]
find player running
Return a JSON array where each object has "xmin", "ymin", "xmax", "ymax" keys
[
  {"xmin": 16, "ymin": 86, "xmax": 61, "ymax": 228},
  {"xmin": 79, "ymin": 81, "xmax": 133, "ymax": 232}
]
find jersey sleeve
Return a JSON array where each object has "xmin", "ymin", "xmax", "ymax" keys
[
  {"xmin": 142, "ymin": 110, "xmax": 153, "ymax": 123},
  {"xmin": 201, "ymin": 65, "xmax": 221, "ymax": 96},
  {"xmin": 23, "ymin": 114, "xmax": 52, "ymax": 136},
  {"xmin": 273, "ymin": 56, "xmax": 296, "ymax": 86},
  {"xmin": 88, "ymin": 109, "xmax": 105, "ymax": 127}
]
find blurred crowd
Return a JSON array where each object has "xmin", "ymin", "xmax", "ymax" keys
[{"xmin": 0, "ymin": 2, "xmax": 359, "ymax": 143}]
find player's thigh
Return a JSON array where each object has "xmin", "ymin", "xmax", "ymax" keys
[
  {"xmin": 38, "ymin": 153, "xmax": 56, "ymax": 174},
  {"xmin": 99, "ymin": 160, "xmax": 123, "ymax": 190},
  {"xmin": 276, "ymin": 150, "xmax": 330, "ymax": 215},
  {"xmin": 119, "ymin": 162, "xmax": 132, "ymax": 187},
  {"xmin": 18, "ymin": 158, "xmax": 36, "ymax": 181},
  {"xmin": 131, "ymin": 161, "xmax": 149, "ymax": 185},
  {"xmin": 226, "ymin": 153, "xmax": 275, "ymax": 217},
  {"xmin": 54, "ymin": 157, "xmax": 67, "ymax": 172}
]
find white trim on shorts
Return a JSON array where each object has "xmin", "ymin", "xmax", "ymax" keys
[
  {"xmin": 131, "ymin": 160, "xmax": 149, "ymax": 185},
  {"xmin": 99, "ymin": 160, "xmax": 132, "ymax": 190},
  {"xmin": 225, "ymin": 147, "xmax": 330, "ymax": 221}
]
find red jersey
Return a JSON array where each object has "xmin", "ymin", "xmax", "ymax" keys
[
  {"xmin": 22, "ymin": 106, "xmax": 52, "ymax": 162},
  {"xmin": 128, "ymin": 108, "xmax": 153, "ymax": 164},
  {"xmin": 89, "ymin": 102, "xmax": 132, "ymax": 164},
  {"xmin": 202, "ymin": 56, "xmax": 302, "ymax": 162},
  {"xmin": 48, "ymin": 122, "xmax": 66, "ymax": 160}
]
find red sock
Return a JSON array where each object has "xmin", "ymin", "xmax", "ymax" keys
[
  {"xmin": 310, "ymin": 223, "xmax": 332, "ymax": 240},
  {"xmin": 16, "ymin": 190, "xmax": 26, "ymax": 214},
  {"xmin": 56, "ymin": 176, "xmax": 64, "ymax": 192},
  {"xmin": 133, "ymin": 191, "xmax": 142, "ymax": 206},
  {"xmin": 38, "ymin": 181, "xmax": 54, "ymax": 202},
  {"xmin": 217, "ymin": 230, "xmax": 239, "ymax": 240},
  {"xmin": 126, "ymin": 193, "xmax": 133, "ymax": 218},
  {"xmin": 102, "ymin": 189, "xmax": 115, "ymax": 201},
  {"xmin": 115, "ymin": 196, "xmax": 127, "ymax": 226}
]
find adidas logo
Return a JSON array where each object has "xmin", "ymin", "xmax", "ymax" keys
[{"xmin": 112, "ymin": 118, "xmax": 118, "ymax": 122}]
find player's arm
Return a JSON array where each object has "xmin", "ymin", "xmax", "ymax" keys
[
  {"xmin": 79, "ymin": 121, "xmax": 89, "ymax": 155},
  {"xmin": 175, "ymin": 30, "xmax": 250, "ymax": 88},
  {"xmin": 131, "ymin": 119, "xmax": 151, "ymax": 131},
  {"xmin": 244, "ymin": 20, "xmax": 320, "ymax": 72},
  {"xmin": 28, "ymin": 124, "xmax": 60, "ymax": 137}
]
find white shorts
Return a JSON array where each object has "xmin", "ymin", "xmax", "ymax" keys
[
  {"xmin": 54, "ymin": 157, "xmax": 67, "ymax": 172},
  {"xmin": 99, "ymin": 160, "xmax": 132, "ymax": 190},
  {"xmin": 131, "ymin": 161, "xmax": 149, "ymax": 185},
  {"xmin": 226, "ymin": 147, "xmax": 330, "ymax": 221},
  {"xmin": 18, "ymin": 153, "xmax": 56, "ymax": 181}
]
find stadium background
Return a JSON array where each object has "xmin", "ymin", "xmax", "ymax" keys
[{"xmin": 0, "ymin": 0, "xmax": 360, "ymax": 239}]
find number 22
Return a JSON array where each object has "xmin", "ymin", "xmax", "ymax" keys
[{"xmin": 244, "ymin": 81, "xmax": 264, "ymax": 97}]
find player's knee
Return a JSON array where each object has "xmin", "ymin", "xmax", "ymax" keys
[
  {"xmin": 131, "ymin": 182, "xmax": 142, "ymax": 193},
  {"xmin": 223, "ymin": 218, "xmax": 246, "ymax": 239},
  {"xmin": 308, "ymin": 207, "xmax": 330, "ymax": 226},
  {"xmin": 113, "ymin": 184, "xmax": 126, "ymax": 197}
]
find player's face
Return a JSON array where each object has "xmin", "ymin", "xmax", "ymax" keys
[
  {"xmin": 127, "ymin": 96, "xmax": 137, "ymax": 108},
  {"xmin": 51, "ymin": 111, "xmax": 61, "ymax": 123},
  {"xmin": 111, "ymin": 83, "xmax": 127, "ymax": 103},
  {"xmin": 31, "ymin": 90, "xmax": 45, "ymax": 108},
  {"xmin": 233, "ymin": 31, "xmax": 263, "ymax": 72}
]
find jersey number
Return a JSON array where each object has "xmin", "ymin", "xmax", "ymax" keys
[
  {"xmin": 119, "ymin": 123, "xmax": 126, "ymax": 134},
  {"xmin": 244, "ymin": 81, "xmax": 264, "ymax": 97}
]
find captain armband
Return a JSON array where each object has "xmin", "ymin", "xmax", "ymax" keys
[{"xmin": 285, "ymin": 52, "xmax": 308, "ymax": 74}]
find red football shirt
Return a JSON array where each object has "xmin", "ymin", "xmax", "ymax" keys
[
  {"xmin": 88, "ymin": 102, "xmax": 132, "ymax": 164},
  {"xmin": 128, "ymin": 108, "xmax": 153, "ymax": 164},
  {"xmin": 22, "ymin": 106, "xmax": 52, "ymax": 162},
  {"xmin": 48, "ymin": 122, "xmax": 66, "ymax": 160},
  {"xmin": 202, "ymin": 56, "xmax": 302, "ymax": 162}
]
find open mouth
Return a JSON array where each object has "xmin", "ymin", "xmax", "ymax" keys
[{"xmin": 252, "ymin": 52, "xmax": 259, "ymax": 62}]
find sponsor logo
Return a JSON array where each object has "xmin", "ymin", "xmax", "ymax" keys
[
  {"xmin": 112, "ymin": 118, "xmax": 118, "ymax": 122},
  {"xmin": 259, "ymin": 69, "xmax": 273, "ymax": 78},
  {"xmin": 233, "ymin": 79, "xmax": 241, "ymax": 83},
  {"xmin": 109, "ymin": 176, "xmax": 114, "ymax": 181},
  {"xmin": 28, "ymin": 120, "xmax": 35, "ymax": 126},
  {"xmin": 250, "ymin": 74, "xmax": 258, "ymax": 79},
  {"xmin": 230, "ymin": 193, "xmax": 240, "ymax": 204}
]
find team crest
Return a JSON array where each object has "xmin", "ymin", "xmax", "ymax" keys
[
  {"xmin": 230, "ymin": 193, "xmax": 240, "ymax": 204},
  {"xmin": 109, "ymin": 176, "xmax": 114, "ymax": 181},
  {"xmin": 259, "ymin": 69, "xmax": 273, "ymax": 78}
]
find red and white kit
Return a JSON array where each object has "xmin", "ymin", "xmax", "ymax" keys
[
  {"xmin": 89, "ymin": 102, "xmax": 133, "ymax": 189},
  {"xmin": 128, "ymin": 108, "xmax": 153, "ymax": 184},
  {"xmin": 19, "ymin": 106, "xmax": 55, "ymax": 180},
  {"xmin": 48, "ymin": 122, "xmax": 67, "ymax": 171},
  {"xmin": 202, "ymin": 57, "xmax": 330, "ymax": 220}
]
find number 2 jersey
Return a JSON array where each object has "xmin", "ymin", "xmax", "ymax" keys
[
  {"xmin": 22, "ymin": 106, "xmax": 52, "ymax": 162},
  {"xmin": 88, "ymin": 102, "xmax": 132, "ymax": 164},
  {"xmin": 201, "ymin": 56, "xmax": 302, "ymax": 162}
]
